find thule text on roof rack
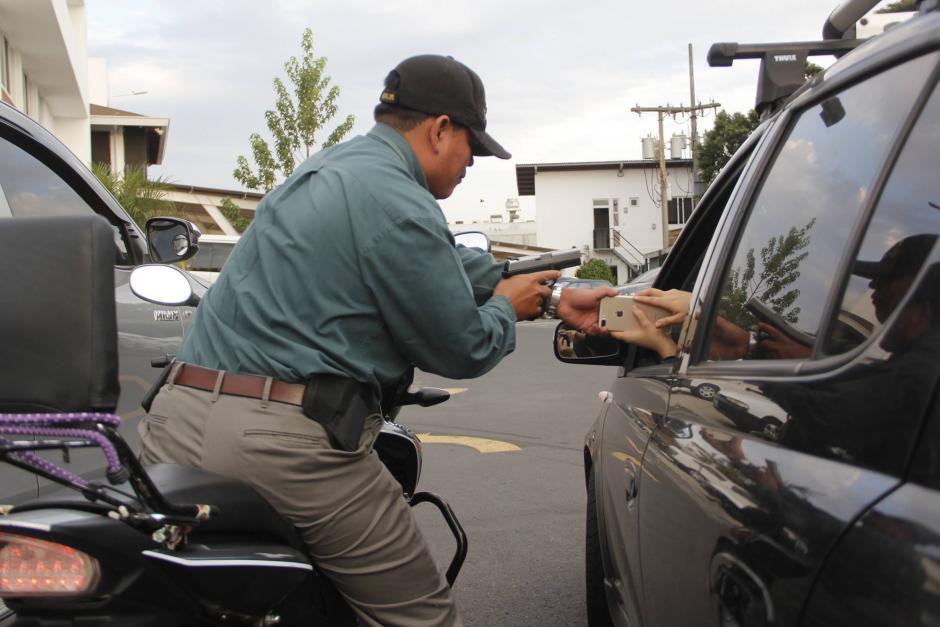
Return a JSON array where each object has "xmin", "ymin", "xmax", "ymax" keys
[{"xmin": 707, "ymin": 40, "xmax": 861, "ymax": 118}]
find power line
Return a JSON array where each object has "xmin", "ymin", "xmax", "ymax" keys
[{"xmin": 631, "ymin": 101, "xmax": 720, "ymax": 250}]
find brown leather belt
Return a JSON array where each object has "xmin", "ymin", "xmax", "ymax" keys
[{"xmin": 173, "ymin": 363, "xmax": 305, "ymax": 406}]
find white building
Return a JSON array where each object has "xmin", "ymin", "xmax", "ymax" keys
[
  {"xmin": 448, "ymin": 215, "xmax": 537, "ymax": 248},
  {"xmin": 0, "ymin": 0, "xmax": 91, "ymax": 162},
  {"xmin": 0, "ymin": 1, "xmax": 169, "ymax": 175},
  {"xmin": 515, "ymin": 159, "xmax": 695, "ymax": 284}
]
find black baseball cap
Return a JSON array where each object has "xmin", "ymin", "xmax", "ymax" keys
[
  {"xmin": 379, "ymin": 55, "xmax": 511, "ymax": 160},
  {"xmin": 855, "ymin": 234, "xmax": 937, "ymax": 282}
]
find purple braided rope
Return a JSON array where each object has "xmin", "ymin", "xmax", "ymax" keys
[
  {"xmin": 0, "ymin": 413, "xmax": 124, "ymax": 488},
  {"xmin": 0, "ymin": 412, "xmax": 121, "ymax": 428}
]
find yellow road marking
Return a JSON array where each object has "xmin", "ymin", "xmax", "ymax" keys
[
  {"xmin": 443, "ymin": 388, "xmax": 468, "ymax": 395},
  {"xmin": 119, "ymin": 374, "xmax": 151, "ymax": 390},
  {"xmin": 416, "ymin": 433, "xmax": 520, "ymax": 453},
  {"xmin": 118, "ymin": 374, "xmax": 151, "ymax": 421}
]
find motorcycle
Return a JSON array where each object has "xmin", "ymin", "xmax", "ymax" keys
[{"xmin": 0, "ymin": 215, "xmax": 465, "ymax": 626}]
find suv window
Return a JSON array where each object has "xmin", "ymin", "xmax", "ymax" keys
[
  {"xmin": 772, "ymin": 81, "xmax": 940, "ymax": 474},
  {"xmin": 0, "ymin": 133, "xmax": 130, "ymax": 263},
  {"xmin": 702, "ymin": 54, "xmax": 937, "ymax": 363},
  {"xmin": 825, "ymin": 82, "xmax": 940, "ymax": 356}
]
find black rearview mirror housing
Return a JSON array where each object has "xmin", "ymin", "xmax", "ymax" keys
[{"xmin": 146, "ymin": 217, "xmax": 202, "ymax": 264}]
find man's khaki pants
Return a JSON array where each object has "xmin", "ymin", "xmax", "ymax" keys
[{"xmin": 138, "ymin": 375, "xmax": 461, "ymax": 627}]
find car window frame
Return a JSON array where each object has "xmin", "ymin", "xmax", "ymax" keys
[
  {"xmin": 685, "ymin": 52, "xmax": 940, "ymax": 378},
  {"xmin": 0, "ymin": 113, "xmax": 144, "ymax": 267},
  {"xmin": 621, "ymin": 124, "xmax": 768, "ymax": 380}
]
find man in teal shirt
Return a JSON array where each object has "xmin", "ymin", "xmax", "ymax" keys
[{"xmin": 141, "ymin": 55, "xmax": 613, "ymax": 626}]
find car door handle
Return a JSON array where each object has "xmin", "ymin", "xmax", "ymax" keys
[{"xmin": 711, "ymin": 553, "xmax": 773, "ymax": 626}]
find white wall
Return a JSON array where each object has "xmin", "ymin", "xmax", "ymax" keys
[
  {"xmin": 530, "ymin": 164, "xmax": 693, "ymax": 283},
  {"xmin": 88, "ymin": 57, "xmax": 108, "ymax": 106},
  {"xmin": 448, "ymin": 219, "xmax": 537, "ymax": 247},
  {"xmin": 0, "ymin": 1, "xmax": 90, "ymax": 162},
  {"xmin": 534, "ymin": 167, "xmax": 692, "ymax": 252}
]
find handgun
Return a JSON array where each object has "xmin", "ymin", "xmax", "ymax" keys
[{"xmin": 502, "ymin": 248, "xmax": 582, "ymax": 277}]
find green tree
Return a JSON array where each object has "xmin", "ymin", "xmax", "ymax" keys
[
  {"xmin": 92, "ymin": 163, "xmax": 180, "ymax": 229},
  {"xmin": 804, "ymin": 61, "xmax": 823, "ymax": 79},
  {"xmin": 219, "ymin": 197, "xmax": 251, "ymax": 233},
  {"xmin": 234, "ymin": 28, "xmax": 355, "ymax": 193},
  {"xmin": 697, "ymin": 110, "xmax": 760, "ymax": 188},
  {"xmin": 877, "ymin": 0, "xmax": 915, "ymax": 12},
  {"xmin": 576, "ymin": 258, "xmax": 615, "ymax": 284},
  {"xmin": 720, "ymin": 219, "xmax": 816, "ymax": 329}
]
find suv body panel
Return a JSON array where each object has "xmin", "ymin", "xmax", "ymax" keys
[{"xmin": 583, "ymin": 9, "xmax": 940, "ymax": 627}]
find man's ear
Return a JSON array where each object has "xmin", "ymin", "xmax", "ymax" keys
[{"xmin": 427, "ymin": 115, "xmax": 452, "ymax": 153}]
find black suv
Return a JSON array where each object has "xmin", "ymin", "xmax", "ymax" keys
[
  {"xmin": 561, "ymin": 3, "xmax": 940, "ymax": 626},
  {"xmin": 0, "ymin": 101, "xmax": 205, "ymax": 504}
]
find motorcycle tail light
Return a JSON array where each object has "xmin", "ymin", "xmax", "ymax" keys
[{"xmin": 0, "ymin": 532, "xmax": 100, "ymax": 598}]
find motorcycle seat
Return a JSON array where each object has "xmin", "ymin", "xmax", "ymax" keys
[
  {"xmin": 16, "ymin": 464, "xmax": 309, "ymax": 555},
  {"xmin": 145, "ymin": 464, "xmax": 309, "ymax": 553}
]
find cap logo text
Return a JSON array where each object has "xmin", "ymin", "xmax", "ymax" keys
[{"xmin": 380, "ymin": 91, "xmax": 397, "ymax": 104}]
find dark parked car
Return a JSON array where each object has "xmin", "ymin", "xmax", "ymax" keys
[
  {"xmin": 560, "ymin": 3, "xmax": 940, "ymax": 626},
  {"xmin": 0, "ymin": 100, "xmax": 205, "ymax": 505}
]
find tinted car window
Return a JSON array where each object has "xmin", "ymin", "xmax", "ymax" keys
[
  {"xmin": 703, "ymin": 54, "xmax": 936, "ymax": 363},
  {"xmin": 0, "ymin": 133, "xmax": 129, "ymax": 263},
  {"xmin": 825, "ymin": 82, "xmax": 940, "ymax": 355},
  {"xmin": 766, "ymin": 82, "xmax": 940, "ymax": 475}
]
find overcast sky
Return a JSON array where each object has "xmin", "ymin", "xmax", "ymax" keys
[{"xmin": 86, "ymin": 1, "xmax": 894, "ymax": 223}]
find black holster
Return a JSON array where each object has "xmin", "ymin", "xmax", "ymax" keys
[
  {"xmin": 141, "ymin": 360, "xmax": 175, "ymax": 413},
  {"xmin": 302, "ymin": 376, "xmax": 379, "ymax": 452}
]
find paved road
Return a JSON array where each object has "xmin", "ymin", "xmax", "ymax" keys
[{"xmin": 402, "ymin": 320, "xmax": 618, "ymax": 627}]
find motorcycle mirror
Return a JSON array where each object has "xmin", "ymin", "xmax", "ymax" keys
[
  {"xmin": 553, "ymin": 323, "xmax": 623, "ymax": 365},
  {"xmin": 146, "ymin": 217, "xmax": 201, "ymax": 264},
  {"xmin": 454, "ymin": 230, "xmax": 490, "ymax": 253},
  {"xmin": 129, "ymin": 264, "xmax": 200, "ymax": 307}
]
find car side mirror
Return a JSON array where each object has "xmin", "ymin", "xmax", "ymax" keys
[
  {"xmin": 454, "ymin": 230, "xmax": 491, "ymax": 252},
  {"xmin": 129, "ymin": 264, "xmax": 200, "ymax": 307},
  {"xmin": 146, "ymin": 217, "xmax": 201, "ymax": 263},
  {"xmin": 553, "ymin": 322, "xmax": 624, "ymax": 365}
]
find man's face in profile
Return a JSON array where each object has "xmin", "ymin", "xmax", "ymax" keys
[{"xmin": 871, "ymin": 272, "xmax": 916, "ymax": 324}]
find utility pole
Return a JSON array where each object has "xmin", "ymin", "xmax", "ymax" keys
[{"xmin": 631, "ymin": 100, "xmax": 720, "ymax": 250}]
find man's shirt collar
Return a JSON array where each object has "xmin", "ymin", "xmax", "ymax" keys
[{"xmin": 367, "ymin": 123, "xmax": 429, "ymax": 191}]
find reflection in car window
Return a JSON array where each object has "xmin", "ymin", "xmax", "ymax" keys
[
  {"xmin": 761, "ymin": 81, "xmax": 940, "ymax": 475},
  {"xmin": 0, "ymin": 133, "xmax": 129, "ymax": 263},
  {"xmin": 704, "ymin": 54, "xmax": 937, "ymax": 363},
  {"xmin": 826, "ymin": 83, "xmax": 940, "ymax": 355}
]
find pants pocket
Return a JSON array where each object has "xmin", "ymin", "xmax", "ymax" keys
[{"xmin": 243, "ymin": 428, "xmax": 327, "ymax": 448}]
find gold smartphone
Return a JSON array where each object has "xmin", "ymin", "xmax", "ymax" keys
[{"xmin": 599, "ymin": 296, "xmax": 670, "ymax": 332}]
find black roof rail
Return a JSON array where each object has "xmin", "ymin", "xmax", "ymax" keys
[
  {"xmin": 707, "ymin": 39, "xmax": 861, "ymax": 118},
  {"xmin": 823, "ymin": 0, "xmax": 882, "ymax": 40}
]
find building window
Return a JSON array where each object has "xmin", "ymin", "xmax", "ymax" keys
[
  {"xmin": 612, "ymin": 198, "xmax": 620, "ymax": 227},
  {"xmin": 630, "ymin": 197, "xmax": 639, "ymax": 208},
  {"xmin": 667, "ymin": 196, "xmax": 694, "ymax": 226}
]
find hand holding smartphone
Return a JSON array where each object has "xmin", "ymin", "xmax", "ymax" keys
[{"xmin": 599, "ymin": 295, "xmax": 671, "ymax": 331}]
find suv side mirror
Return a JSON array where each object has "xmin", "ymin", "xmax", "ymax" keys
[
  {"xmin": 553, "ymin": 323, "xmax": 624, "ymax": 365},
  {"xmin": 454, "ymin": 230, "xmax": 491, "ymax": 252},
  {"xmin": 146, "ymin": 217, "xmax": 201, "ymax": 263},
  {"xmin": 129, "ymin": 264, "xmax": 200, "ymax": 307}
]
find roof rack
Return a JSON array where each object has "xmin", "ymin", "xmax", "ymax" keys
[
  {"xmin": 707, "ymin": 40, "xmax": 861, "ymax": 118},
  {"xmin": 708, "ymin": 0, "xmax": 884, "ymax": 118}
]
